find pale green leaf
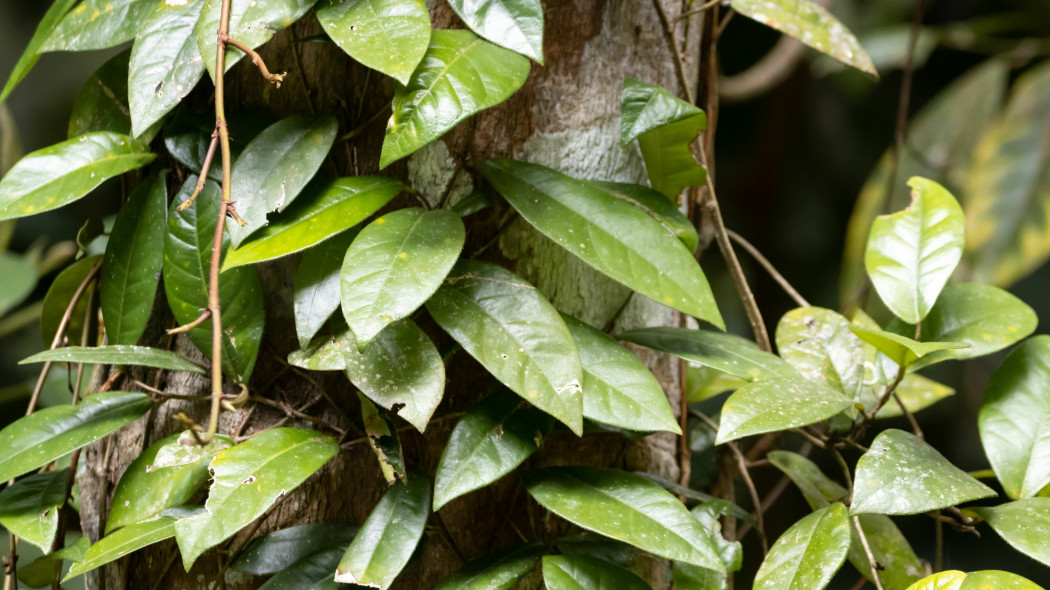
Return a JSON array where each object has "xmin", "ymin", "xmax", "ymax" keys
[
  {"xmin": 970, "ymin": 498, "xmax": 1050, "ymax": 569},
  {"xmin": 42, "ymin": 0, "xmax": 154, "ymax": 52},
  {"xmin": 589, "ymin": 180, "xmax": 699, "ymax": 252},
  {"xmin": 288, "ymin": 329, "xmax": 351, "ymax": 372},
  {"xmin": 316, "ymin": 0, "xmax": 431, "ymax": 85},
  {"xmin": 849, "ymin": 325, "xmax": 966, "ymax": 368},
  {"xmin": 775, "ymin": 306, "xmax": 866, "ymax": 400},
  {"xmin": 447, "ymin": 0, "xmax": 543, "ymax": 62},
  {"xmin": 638, "ymin": 114, "xmax": 707, "ymax": 200},
  {"xmin": 64, "ymin": 516, "xmax": 175, "ymax": 581},
  {"xmin": 754, "ymin": 503, "xmax": 851, "ymax": 590},
  {"xmin": 0, "ymin": 469, "xmax": 68, "ymax": 552},
  {"xmin": 196, "ymin": 0, "xmax": 317, "ymax": 79},
  {"xmin": 716, "ymin": 375, "xmax": 853, "ymax": 444},
  {"xmin": 905, "ymin": 571, "xmax": 966, "ymax": 590},
  {"xmin": 960, "ymin": 571, "xmax": 1045, "ymax": 590}
]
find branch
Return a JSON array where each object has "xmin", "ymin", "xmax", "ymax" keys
[
  {"xmin": 220, "ymin": 34, "xmax": 286, "ymax": 87},
  {"xmin": 852, "ymin": 515, "xmax": 885, "ymax": 590},
  {"xmin": 651, "ymin": 0, "xmax": 695, "ymax": 104},
  {"xmin": 727, "ymin": 228, "xmax": 809, "ymax": 307},
  {"xmin": 177, "ymin": 130, "xmax": 219, "ymax": 211}
]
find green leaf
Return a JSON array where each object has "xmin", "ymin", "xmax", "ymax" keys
[
  {"xmin": 775, "ymin": 307, "xmax": 866, "ymax": 400},
  {"xmin": 0, "ymin": 391, "xmax": 152, "ymax": 483},
  {"xmin": 480, "ymin": 159, "xmax": 722, "ymax": 326},
  {"xmin": 259, "ymin": 545, "xmax": 348, "ymax": 590},
  {"xmin": 41, "ymin": 254, "xmax": 100, "ymax": 346},
  {"xmin": 316, "ymin": 0, "xmax": 431, "ymax": 85},
  {"xmin": 979, "ymin": 336, "xmax": 1050, "ymax": 499},
  {"xmin": 620, "ymin": 77, "xmax": 705, "ymax": 146},
  {"xmin": 433, "ymin": 390, "xmax": 553, "ymax": 510},
  {"xmin": 970, "ymin": 498, "xmax": 1050, "ymax": 569},
  {"xmin": 0, "ymin": 0, "xmax": 77, "ymax": 106},
  {"xmin": 959, "ymin": 571, "xmax": 1046, "ymax": 590},
  {"xmin": 865, "ymin": 176, "xmax": 965, "ymax": 324},
  {"xmin": 288, "ymin": 329, "xmax": 352, "ymax": 372},
  {"xmin": 426, "ymin": 259, "xmax": 584, "ymax": 435},
  {"xmin": 849, "ymin": 325, "xmax": 966, "ymax": 368},
  {"xmin": 18, "ymin": 535, "xmax": 90, "ymax": 587},
  {"xmin": 589, "ymin": 180, "xmax": 699, "ymax": 252},
  {"xmin": 0, "ymin": 251, "xmax": 37, "ymax": 317},
  {"xmin": 964, "ymin": 60, "xmax": 1050, "ymax": 287},
  {"xmin": 163, "ymin": 177, "xmax": 266, "ymax": 382},
  {"xmin": 162, "ymin": 109, "xmax": 269, "ymax": 175},
  {"xmin": 224, "ymin": 176, "xmax": 403, "ymax": 270},
  {"xmin": 128, "ymin": 0, "xmax": 207, "ymax": 138},
  {"xmin": 541, "ymin": 554, "xmax": 650, "ymax": 590},
  {"xmin": 769, "ymin": 450, "xmax": 848, "ymax": 509},
  {"xmin": 638, "ymin": 113, "xmax": 707, "ymax": 200},
  {"xmin": 358, "ymin": 392, "xmax": 407, "ymax": 485},
  {"xmin": 227, "ymin": 115, "xmax": 340, "ymax": 246},
  {"xmin": 0, "ymin": 132, "xmax": 154, "ymax": 221},
  {"xmin": 0, "ymin": 469, "xmax": 68, "ymax": 552},
  {"xmin": 20, "ymin": 346, "xmax": 206, "ymax": 375},
  {"xmin": 434, "ymin": 543, "xmax": 545, "ymax": 590},
  {"xmin": 621, "ymin": 327, "xmax": 794, "ymax": 381},
  {"xmin": 730, "ymin": 0, "xmax": 876, "ymax": 75},
  {"xmin": 174, "ymin": 428, "xmax": 338, "ymax": 570},
  {"xmin": 294, "ymin": 231, "xmax": 357, "ymax": 348},
  {"xmin": 100, "ymin": 171, "xmax": 167, "ymax": 345},
  {"xmin": 851, "ymin": 429, "xmax": 996, "ymax": 515},
  {"xmin": 523, "ymin": 466, "xmax": 724, "ymax": 571},
  {"xmin": 446, "ymin": 0, "xmax": 543, "ymax": 63},
  {"xmin": 344, "ymin": 319, "xmax": 445, "ymax": 433},
  {"xmin": 64, "ymin": 516, "xmax": 175, "ymax": 581},
  {"xmin": 196, "ymin": 0, "xmax": 317, "ymax": 79},
  {"xmin": 231, "ymin": 523, "xmax": 358, "ymax": 575},
  {"xmin": 753, "ymin": 503, "xmax": 851, "ymax": 590},
  {"xmin": 877, "ymin": 373, "xmax": 954, "ymax": 420},
  {"xmin": 380, "ymin": 30, "xmax": 530, "ymax": 168},
  {"xmin": 335, "ymin": 476, "xmax": 431, "ymax": 587},
  {"xmin": 106, "ymin": 432, "xmax": 231, "ymax": 533},
  {"xmin": 42, "ymin": 0, "xmax": 154, "ymax": 52},
  {"xmin": 68, "ymin": 49, "xmax": 132, "ymax": 138},
  {"xmin": 341, "ymin": 207, "xmax": 465, "ymax": 348},
  {"xmin": 562, "ymin": 314, "xmax": 679, "ymax": 434},
  {"xmin": 686, "ymin": 364, "xmax": 747, "ymax": 403},
  {"xmin": 717, "ymin": 375, "xmax": 853, "ymax": 444},
  {"xmin": 906, "ymin": 571, "xmax": 967, "ymax": 590}
]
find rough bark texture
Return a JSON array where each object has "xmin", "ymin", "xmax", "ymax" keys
[{"xmin": 78, "ymin": 1, "xmax": 703, "ymax": 588}]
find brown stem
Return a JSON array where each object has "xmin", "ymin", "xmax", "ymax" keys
[
  {"xmin": 652, "ymin": 0, "xmax": 695, "ymax": 104},
  {"xmin": 727, "ymin": 229, "xmax": 809, "ymax": 307},
  {"xmin": 853, "ymin": 515, "xmax": 885, "ymax": 590},
  {"xmin": 220, "ymin": 34, "xmax": 286, "ymax": 87},
  {"xmin": 177, "ymin": 130, "xmax": 219, "ymax": 211},
  {"xmin": 166, "ymin": 308, "xmax": 212, "ymax": 334},
  {"xmin": 675, "ymin": 0, "xmax": 720, "ymax": 23}
]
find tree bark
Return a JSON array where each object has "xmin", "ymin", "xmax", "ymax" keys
[{"xmin": 78, "ymin": 1, "xmax": 704, "ymax": 588}]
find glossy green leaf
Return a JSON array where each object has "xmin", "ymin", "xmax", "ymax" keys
[
  {"xmin": 481, "ymin": 158, "xmax": 722, "ymax": 326},
  {"xmin": 675, "ymin": 502, "xmax": 742, "ymax": 588},
  {"xmin": 174, "ymin": 428, "xmax": 339, "ymax": 570},
  {"xmin": 294, "ymin": 231, "xmax": 357, "ymax": 348},
  {"xmin": 380, "ymin": 30, "xmax": 530, "ymax": 168},
  {"xmin": 259, "ymin": 545, "xmax": 348, "ymax": 590},
  {"xmin": 344, "ymin": 318, "xmax": 445, "ymax": 433},
  {"xmin": 622, "ymin": 327, "xmax": 794, "ymax": 381},
  {"xmin": 128, "ymin": 0, "xmax": 207, "ymax": 137},
  {"xmin": 0, "ymin": 391, "xmax": 151, "ymax": 483},
  {"xmin": 341, "ymin": 207, "xmax": 465, "ymax": 348},
  {"xmin": 18, "ymin": 535, "xmax": 89, "ymax": 587},
  {"xmin": 20, "ymin": 346, "xmax": 206, "ymax": 375},
  {"xmin": 446, "ymin": 0, "xmax": 543, "ymax": 62},
  {"xmin": 426, "ymin": 259, "xmax": 584, "ymax": 434},
  {"xmin": 334, "ymin": 475, "xmax": 431, "ymax": 587},
  {"xmin": 434, "ymin": 543, "xmax": 545, "ymax": 590},
  {"xmin": 638, "ymin": 113, "xmax": 707, "ymax": 200},
  {"xmin": 717, "ymin": 375, "xmax": 853, "ymax": 444},
  {"xmin": 620, "ymin": 77, "xmax": 704, "ymax": 146},
  {"xmin": 100, "ymin": 171, "xmax": 167, "ymax": 345},
  {"xmin": 0, "ymin": 252, "xmax": 36, "ymax": 317},
  {"xmin": 970, "ymin": 498, "xmax": 1050, "ymax": 568},
  {"xmin": 224, "ymin": 176, "xmax": 403, "ymax": 270},
  {"xmin": 542, "ymin": 554, "xmax": 649, "ymax": 590},
  {"xmin": 451, "ymin": 189, "xmax": 495, "ymax": 217},
  {"xmin": 288, "ymin": 329, "xmax": 352, "ymax": 371},
  {"xmin": 163, "ymin": 177, "xmax": 265, "ymax": 382},
  {"xmin": 0, "ymin": 0, "xmax": 77, "ymax": 106},
  {"xmin": 865, "ymin": 177, "xmax": 965, "ymax": 324},
  {"xmin": 227, "ymin": 115, "xmax": 339, "ymax": 246},
  {"xmin": 231, "ymin": 523, "xmax": 358, "ymax": 575},
  {"xmin": 433, "ymin": 390, "xmax": 553, "ymax": 510},
  {"xmin": 906, "ymin": 571, "xmax": 966, "ymax": 590},
  {"xmin": 41, "ymin": 254, "xmax": 100, "ymax": 346},
  {"xmin": 0, "ymin": 469, "xmax": 68, "ymax": 552},
  {"xmin": 42, "ymin": 0, "xmax": 154, "ymax": 52},
  {"xmin": 562, "ymin": 314, "xmax": 679, "ymax": 434},
  {"xmin": 68, "ymin": 49, "xmax": 132, "ymax": 138},
  {"xmin": 849, "ymin": 325, "xmax": 966, "ymax": 368},
  {"xmin": 64, "ymin": 516, "xmax": 175, "ymax": 581},
  {"xmin": 960, "ymin": 571, "xmax": 1046, "ymax": 590},
  {"xmin": 964, "ymin": 60, "xmax": 1050, "ymax": 286},
  {"xmin": 685, "ymin": 364, "xmax": 746, "ymax": 403},
  {"xmin": 852, "ymin": 429, "xmax": 996, "ymax": 515},
  {"xmin": 106, "ymin": 432, "xmax": 231, "ymax": 533},
  {"xmin": 776, "ymin": 307, "xmax": 865, "ymax": 400},
  {"xmin": 589, "ymin": 180, "xmax": 699, "ymax": 252},
  {"xmin": 979, "ymin": 336, "xmax": 1050, "ymax": 499},
  {"xmin": 769, "ymin": 450, "xmax": 848, "ymax": 509},
  {"xmin": 0, "ymin": 132, "xmax": 154, "ymax": 221},
  {"xmin": 523, "ymin": 466, "xmax": 724, "ymax": 571},
  {"xmin": 316, "ymin": 0, "xmax": 431, "ymax": 85},
  {"xmin": 753, "ymin": 503, "xmax": 851, "ymax": 590},
  {"xmin": 196, "ymin": 0, "xmax": 316, "ymax": 79},
  {"xmin": 730, "ymin": 0, "xmax": 876, "ymax": 75},
  {"xmin": 359, "ymin": 392, "xmax": 407, "ymax": 485}
]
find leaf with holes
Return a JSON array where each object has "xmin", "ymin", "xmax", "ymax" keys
[
  {"xmin": 753, "ymin": 503, "xmax": 851, "ymax": 590},
  {"xmin": 316, "ymin": 0, "xmax": 431, "ymax": 85},
  {"xmin": 716, "ymin": 375, "xmax": 853, "ymax": 444},
  {"xmin": 638, "ymin": 112, "xmax": 707, "ymax": 200},
  {"xmin": 446, "ymin": 0, "xmax": 543, "ymax": 62},
  {"xmin": 0, "ymin": 469, "xmax": 68, "ymax": 552},
  {"xmin": 358, "ymin": 392, "xmax": 407, "ymax": 485},
  {"xmin": 622, "ymin": 327, "xmax": 794, "ymax": 381}
]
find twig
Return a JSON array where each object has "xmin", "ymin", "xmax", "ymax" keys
[
  {"xmin": 727, "ymin": 228, "xmax": 809, "ymax": 307},
  {"xmin": 853, "ymin": 516, "xmax": 885, "ymax": 590},
  {"xmin": 220, "ymin": 34, "xmax": 286, "ymax": 87},
  {"xmin": 675, "ymin": 0, "xmax": 720, "ymax": 22},
  {"xmin": 176, "ymin": 130, "xmax": 219, "ymax": 211},
  {"xmin": 288, "ymin": 27, "xmax": 316, "ymax": 115},
  {"xmin": 166, "ymin": 308, "xmax": 212, "ymax": 335},
  {"xmin": 248, "ymin": 394, "xmax": 345, "ymax": 435},
  {"xmin": 934, "ymin": 509, "xmax": 944, "ymax": 572},
  {"xmin": 891, "ymin": 390, "xmax": 924, "ymax": 439},
  {"xmin": 651, "ymin": 0, "xmax": 695, "ymax": 104}
]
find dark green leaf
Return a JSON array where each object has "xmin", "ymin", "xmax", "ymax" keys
[
  {"xmin": 433, "ymin": 390, "xmax": 553, "ymax": 510},
  {"xmin": 753, "ymin": 503, "xmax": 851, "ymax": 590},
  {"xmin": 542, "ymin": 554, "xmax": 650, "ymax": 590},
  {"xmin": 717, "ymin": 375, "xmax": 853, "ymax": 444},
  {"xmin": 446, "ymin": 0, "xmax": 543, "ymax": 62},
  {"xmin": 341, "ymin": 207, "xmax": 465, "ymax": 348},
  {"xmin": 480, "ymin": 159, "xmax": 722, "ymax": 326},
  {"xmin": 224, "ymin": 176, "xmax": 403, "ymax": 270},
  {"xmin": 227, "ymin": 115, "xmax": 339, "ymax": 246},
  {"xmin": 231, "ymin": 523, "xmax": 358, "ymax": 575},
  {"xmin": 380, "ymin": 30, "xmax": 530, "ymax": 168},
  {"xmin": 620, "ymin": 77, "xmax": 705, "ymax": 146},
  {"xmin": 18, "ymin": 535, "xmax": 89, "ymax": 587},
  {"xmin": 20, "ymin": 346, "xmax": 206, "ymax": 375},
  {"xmin": 775, "ymin": 307, "xmax": 866, "ymax": 400},
  {"xmin": 316, "ymin": 0, "xmax": 431, "ymax": 85},
  {"xmin": 0, "ymin": 469, "xmax": 68, "ymax": 552},
  {"xmin": 638, "ymin": 113, "xmax": 707, "ymax": 200},
  {"xmin": 426, "ymin": 259, "xmax": 584, "ymax": 435},
  {"xmin": 163, "ymin": 177, "xmax": 266, "ymax": 382},
  {"xmin": 523, "ymin": 466, "xmax": 724, "ymax": 571},
  {"xmin": 450, "ymin": 189, "xmax": 494, "ymax": 217},
  {"xmin": 64, "ymin": 516, "xmax": 175, "ymax": 581},
  {"xmin": 196, "ymin": 0, "xmax": 316, "ymax": 79},
  {"xmin": 0, "ymin": 0, "xmax": 77, "ymax": 106},
  {"xmin": 589, "ymin": 180, "xmax": 699, "ymax": 252},
  {"xmin": 0, "ymin": 132, "xmax": 154, "ymax": 221},
  {"xmin": 0, "ymin": 252, "xmax": 36, "ymax": 317},
  {"xmin": 335, "ymin": 476, "xmax": 431, "ymax": 587},
  {"xmin": 358, "ymin": 392, "xmax": 407, "ymax": 485},
  {"xmin": 41, "ymin": 254, "xmax": 100, "ymax": 346},
  {"xmin": 849, "ymin": 325, "xmax": 966, "ymax": 368},
  {"xmin": 174, "ymin": 428, "xmax": 339, "ymax": 570},
  {"xmin": 42, "ymin": 0, "xmax": 154, "ymax": 52},
  {"xmin": 162, "ymin": 109, "xmax": 269, "ymax": 175},
  {"xmin": 851, "ymin": 429, "xmax": 995, "ymax": 515},
  {"xmin": 259, "ymin": 545, "xmax": 348, "ymax": 590},
  {"xmin": 294, "ymin": 231, "xmax": 358, "ymax": 348},
  {"xmin": 68, "ymin": 49, "xmax": 132, "ymax": 138},
  {"xmin": 434, "ymin": 543, "xmax": 545, "ymax": 590},
  {"xmin": 0, "ymin": 391, "xmax": 152, "ymax": 482},
  {"xmin": 620, "ymin": 328, "xmax": 794, "ymax": 381}
]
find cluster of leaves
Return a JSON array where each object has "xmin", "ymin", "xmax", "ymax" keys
[{"xmin": 0, "ymin": 0, "xmax": 1049, "ymax": 589}]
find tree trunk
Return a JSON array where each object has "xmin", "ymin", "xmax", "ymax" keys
[{"xmin": 78, "ymin": 1, "xmax": 704, "ymax": 588}]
